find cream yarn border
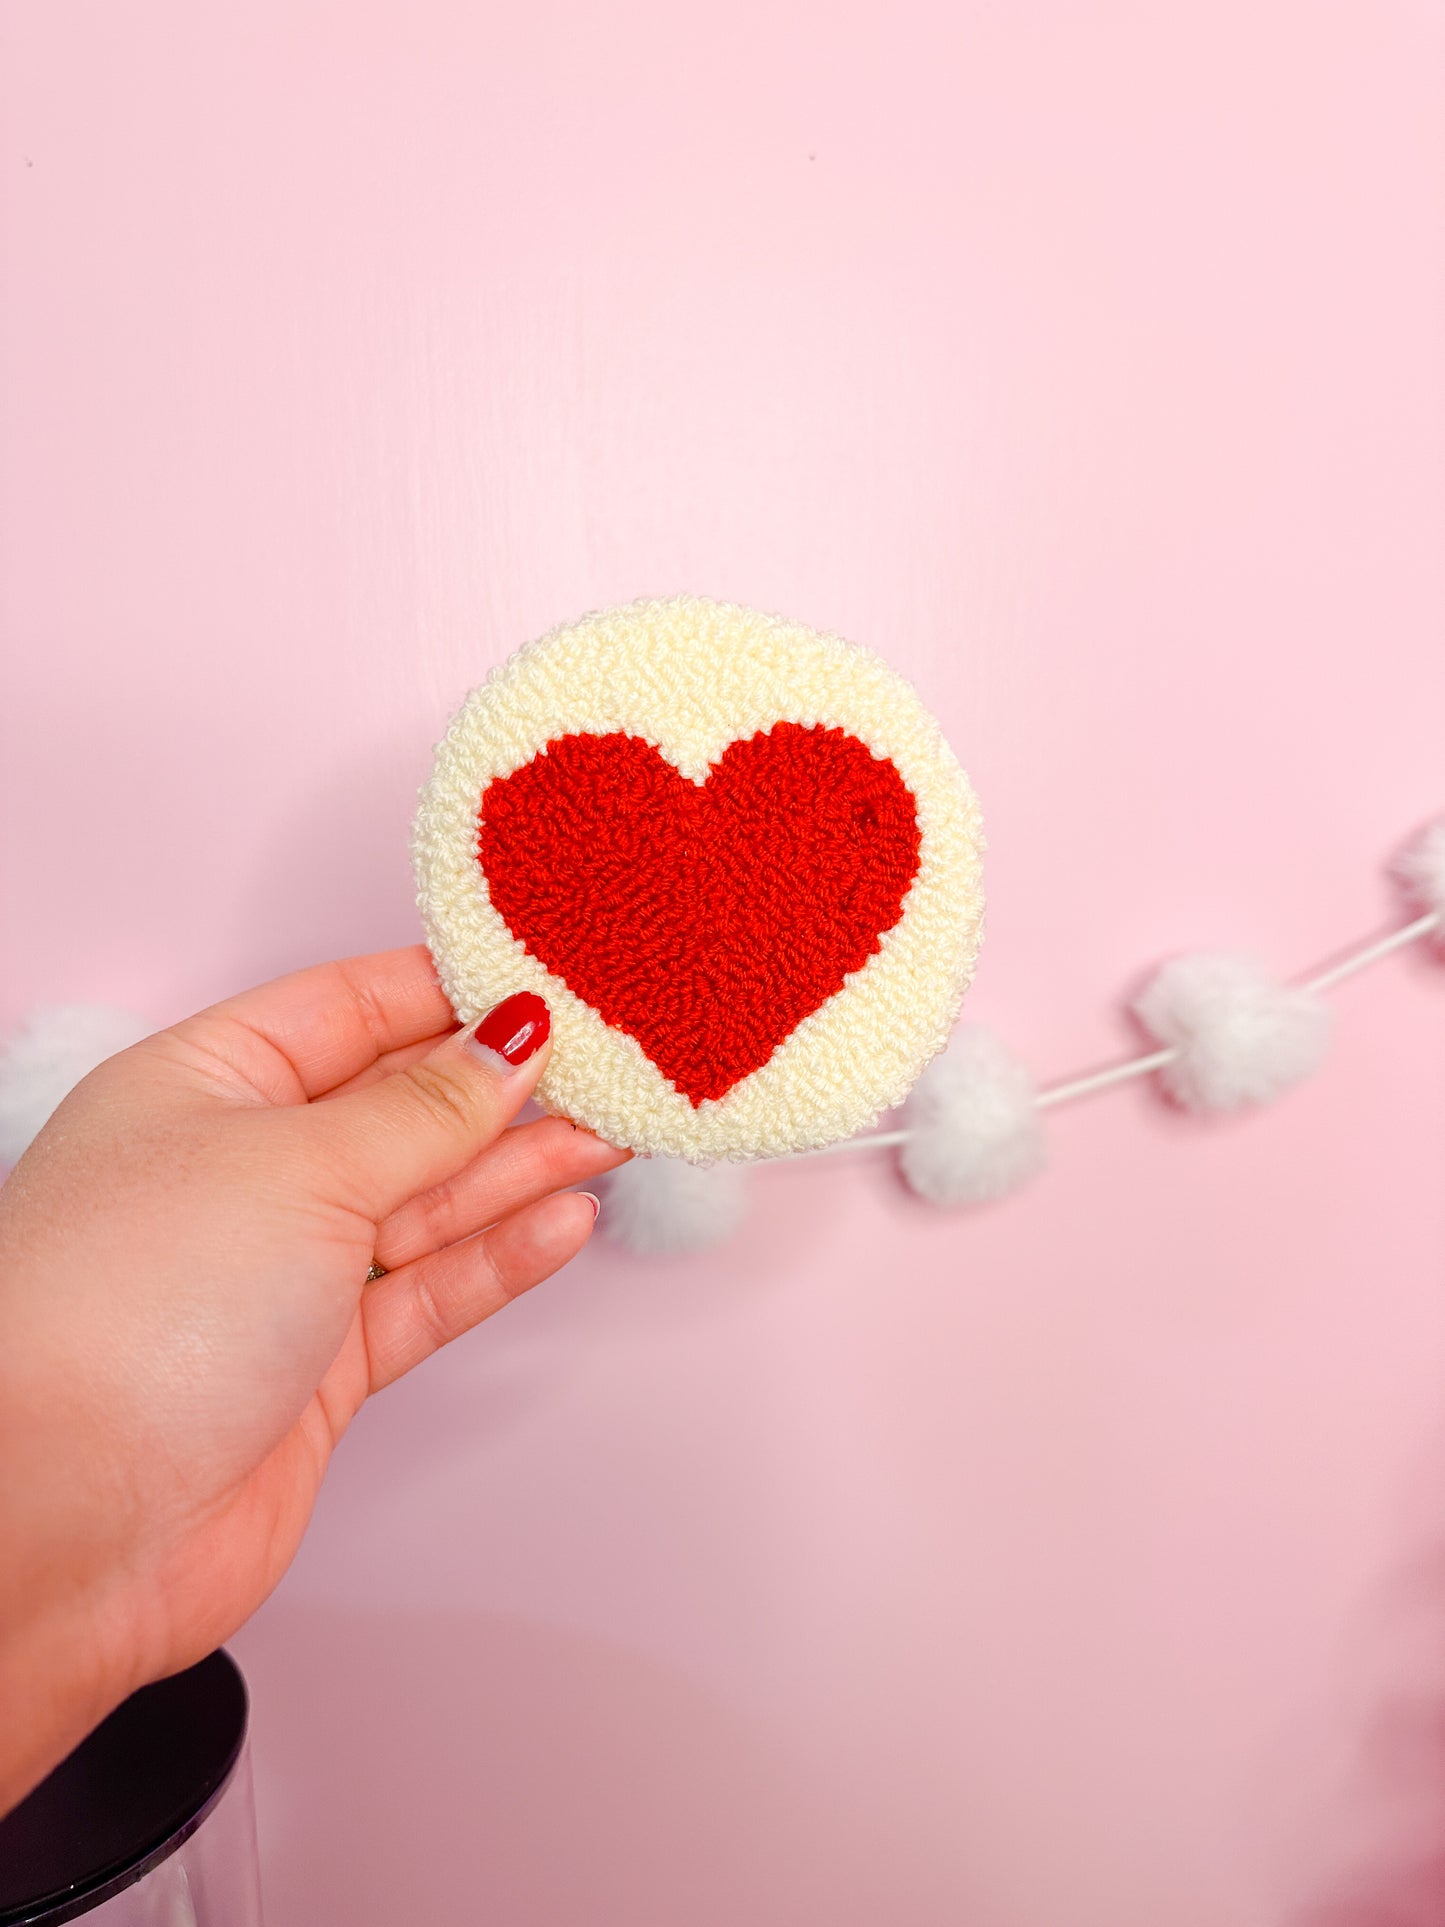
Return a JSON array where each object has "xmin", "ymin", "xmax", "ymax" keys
[{"xmin": 412, "ymin": 596, "xmax": 985, "ymax": 1161}]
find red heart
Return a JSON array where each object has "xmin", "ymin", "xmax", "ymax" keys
[{"xmin": 478, "ymin": 722, "xmax": 921, "ymax": 1105}]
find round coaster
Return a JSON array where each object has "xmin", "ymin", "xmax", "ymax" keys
[{"xmin": 414, "ymin": 596, "xmax": 984, "ymax": 1161}]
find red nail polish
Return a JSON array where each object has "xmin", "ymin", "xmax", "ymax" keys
[{"xmin": 472, "ymin": 991, "xmax": 550, "ymax": 1066}]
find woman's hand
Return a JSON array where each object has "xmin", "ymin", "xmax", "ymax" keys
[{"xmin": 0, "ymin": 947, "xmax": 627, "ymax": 1812}]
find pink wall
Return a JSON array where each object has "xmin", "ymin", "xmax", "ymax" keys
[{"xmin": 4, "ymin": 3, "xmax": 1445, "ymax": 1919}]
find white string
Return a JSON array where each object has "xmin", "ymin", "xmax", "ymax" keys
[
  {"xmin": 780, "ymin": 907, "xmax": 1440, "ymax": 1164},
  {"xmin": 796, "ymin": 1125, "xmax": 913, "ymax": 1162},
  {"xmin": 1034, "ymin": 1046, "xmax": 1177, "ymax": 1110},
  {"xmin": 1300, "ymin": 909, "xmax": 1439, "ymax": 993}
]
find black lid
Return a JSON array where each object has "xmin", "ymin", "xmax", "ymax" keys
[{"xmin": 0, "ymin": 1650, "xmax": 248, "ymax": 1925}]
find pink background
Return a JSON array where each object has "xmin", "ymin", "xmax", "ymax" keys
[{"xmin": 4, "ymin": 3, "xmax": 1445, "ymax": 1920}]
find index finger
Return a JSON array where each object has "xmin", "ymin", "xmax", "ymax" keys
[{"xmin": 202, "ymin": 945, "xmax": 459, "ymax": 1098}]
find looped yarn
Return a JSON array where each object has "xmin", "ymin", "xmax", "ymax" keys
[{"xmin": 413, "ymin": 596, "xmax": 984, "ymax": 1161}]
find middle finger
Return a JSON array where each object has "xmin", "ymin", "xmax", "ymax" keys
[{"xmin": 372, "ymin": 1114, "xmax": 630, "ymax": 1270}]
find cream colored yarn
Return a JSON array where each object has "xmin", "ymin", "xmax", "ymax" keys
[{"xmin": 413, "ymin": 596, "xmax": 984, "ymax": 1161}]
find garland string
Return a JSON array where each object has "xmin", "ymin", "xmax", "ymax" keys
[{"xmin": 787, "ymin": 905, "xmax": 1442, "ymax": 1163}]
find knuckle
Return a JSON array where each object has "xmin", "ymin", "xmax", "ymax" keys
[
  {"xmin": 337, "ymin": 959, "xmax": 393, "ymax": 1057},
  {"xmin": 417, "ymin": 1171, "xmax": 466, "ymax": 1246},
  {"xmin": 400, "ymin": 1060, "xmax": 486, "ymax": 1137},
  {"xmin": 482, "ymin": 1239, "xmax": 526, "ymax": 1307},
  {"xmin": 412, "ymin": 1269, "xmax": 455, "ymax": 1353}
]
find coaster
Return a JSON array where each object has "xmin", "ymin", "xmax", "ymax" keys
[{"xmin": 414, "ymin": 596, "xmax": 984, "ymax": 1160}]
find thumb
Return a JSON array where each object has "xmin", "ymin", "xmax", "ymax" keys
[{"xmin": 304, "ymin": 991, "xmax": 552, "ymax": 1218}]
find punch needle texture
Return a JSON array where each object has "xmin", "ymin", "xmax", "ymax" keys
[
  {"xmin": 479, "ymin": 723, "xmax": 922, "ymax": 1105},
  {"xmin": 414, "ymin": 597, "xmax": 983, "ymax": 1161}
]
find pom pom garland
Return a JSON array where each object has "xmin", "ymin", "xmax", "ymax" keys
[
  {"xmin": 2, "ymin": 816, "xmax": 1441, "ymax": 1256},
  {"xmin": 717, "ymin": 811, "xmax": 1445, "ymax": 1243}
]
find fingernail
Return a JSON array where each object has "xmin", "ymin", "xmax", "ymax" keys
[
  {"xmin": 577, "ymin": 1192, "xmax": 602, "ymax": 1220},
  {"xmin": 467, "ymin": 991, "xmax": 550, "ymax": 1073}
]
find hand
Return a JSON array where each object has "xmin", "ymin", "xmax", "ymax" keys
[{"xmin": 0, "ymin": 947, "xmax": 627, "ymax": 1812}]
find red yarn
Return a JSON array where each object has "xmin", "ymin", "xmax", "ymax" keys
[{"xmin": 478, "ymin": 723, "xmax": 921, "ymax": 1105}]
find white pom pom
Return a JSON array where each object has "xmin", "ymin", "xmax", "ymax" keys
[
  {"xmin": 1394, "ymin": 817, "xmax": 1445, "ymax": 921},
  {"xmin": 1133, "ymin": 953, "xmax": 1331, "ymax": 1112},
  {"xmin": 601, "ymin": 1157, "xmax": 749, "ymax": 1256},
  {"xmin": 899, "ymin": 1026, "xmax": 1046, "ymax": 1206},
  {"xmin": 0, "ymin": 1005, "xmax": 150, "ymax": 1164}
]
